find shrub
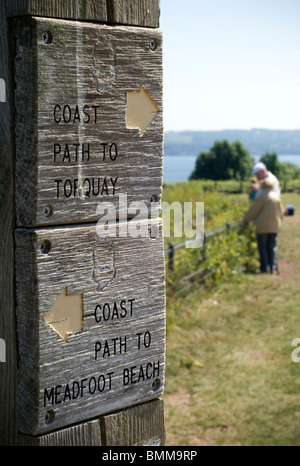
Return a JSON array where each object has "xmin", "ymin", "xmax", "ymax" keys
[{"xmin": 162, "ymin": 182, "xmax": 259, "ymax": 330}]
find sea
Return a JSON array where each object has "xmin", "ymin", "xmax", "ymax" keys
[{"xmin": 163, "ymin": 154, "xmax": 300, "ymax": 183}]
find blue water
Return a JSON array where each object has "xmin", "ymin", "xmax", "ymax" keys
[{"xmin": 163, "ymin": 154, "xmax": 300, "ymax": 183}]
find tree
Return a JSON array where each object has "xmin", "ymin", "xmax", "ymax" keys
[
  {"xmin": 259, "ymin": 152, "xmax": 281, "ymax": 177},
  {"xmin": 279, "ymin": 162, "xmax": 300, "ymax": 180},
  {"xmin": 189, "ymin": 140, "xmax": 252, "ymax": 181},
  {"xmin": 231, "ymin": 141, "xmax": 253, "ymax": 180},
  {"xmin": 260, "ymin": 151, "xmax": 300, "ymax": 181}
]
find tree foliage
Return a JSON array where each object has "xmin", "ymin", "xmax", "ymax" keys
[
  {"xmin": 260, "ymin": 152, "xmax": 281, "ymax": 177},
  {"xmin": 189, "ymin": 140, "xmax": 253, "ymax": 181},
  {"xmin": 260, "ymin": 151, "xmax": 300, "ymax": 180}
]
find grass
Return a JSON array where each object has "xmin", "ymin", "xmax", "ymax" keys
[
  {"xmin": 163, "ymin": 178, "xmax": 300, "ymax": 195},
  {"xmin": 164, "ymin": 191, "xmax": 300, "ymax": 446}
]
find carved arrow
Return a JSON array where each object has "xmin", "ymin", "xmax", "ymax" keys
[
  {"xmin": 44, "ymin": 287, "xmax": 83, "ymax": 342},
  {"xmin": 126, "ymin": 84, "xmax": 160, "ymax": 137}
]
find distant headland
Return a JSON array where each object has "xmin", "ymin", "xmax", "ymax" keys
[{"xmin": 164, "ymin": 129, "xmax": 300, "ymax": 156}]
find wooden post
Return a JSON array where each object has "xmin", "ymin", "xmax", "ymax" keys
[
  {"xmin": 0, "ymin": 0, "xmax": 165, "ymax": 446},
  {"xmin": 168, "ymin": 242, "xmax": 174, "ymax": 272},
  {"xmin": 0, "ymin": 0, "xmax": 19, "ymax": 446}
]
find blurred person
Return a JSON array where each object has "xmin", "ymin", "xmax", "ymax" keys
[
  {"xmin": 242, "ymin": 178, "xmax": 284, "ymax": 273},
  {"xmin": 248, "ymin": 176, "xmax": 259, "ymax": 202},
  {"xmin": 251, "ymin": 162, "xmax": 281, "ymax": 197}
]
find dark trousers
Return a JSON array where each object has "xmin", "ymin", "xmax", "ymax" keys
[{"xmin": 256, "ymin": 233, "xmax": 278, "ymax": 273}]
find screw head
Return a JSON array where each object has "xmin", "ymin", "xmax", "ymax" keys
[
  {"xmin": 152, "ymin": 378, "xmax": 161, "ymax": 390},
  {"xmin": 149, "ymin": 39, "xmax": 157, "ymax": 51},
  {"xmin": 150, "ymin": 194, "xmax": 159, "ymax": 203},
  {"xmin": 45, "ymin": 410, "xmax": 55, "ymax": 424},
  {"xmin": 42, "ymin": 31, "xmax": 52, "ymax": 44},
  {"xmin": 40, "ymin": 240, "xmax": 52, "ymax": 254},
  {"xmin": 150, "ymin": 225, "xmax": 159, "ymax": 239},
  {"xmin": 44, "ymin": 204, "xmax": 53, "ymax": 218}
]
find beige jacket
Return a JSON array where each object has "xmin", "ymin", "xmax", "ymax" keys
[{"xmin": 243, "ymin": 189, "xmax": 284, "ymax": 233}]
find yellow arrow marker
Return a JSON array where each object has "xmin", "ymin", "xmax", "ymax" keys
[
  {"xmin": 126, "ymin": 84, "xmax": 160, "ymax": 137},
  {"xmin": 44, "ymin": 287, "xmax": 83, "ymax": 342}
]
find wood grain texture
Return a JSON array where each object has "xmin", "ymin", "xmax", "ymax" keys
[
  {"xmin": 15, "ymin": 218, "xmax": 166, "ymax": 435},
  {"xmin": 14, "ymin": 17, "xmax": 163, "ymax": 228},
  {"xmin": 18, "ymin": 399, "xmax": 164, "ymax": 445},
  {"xmin": 18, "ymin": 418, "xmax": 102, "ymax": 445},
  {"xmin": 0, "ymin": 0, "xmax": 17, "ymax": 446},
  {"xmin": 6, "ymin": 0, "xmax": 108, "ymax": 22},
  {"xmin": 6, "ymin": 0, "xmax": 161, "ymax": 27},
  {"xmin": 1, "ymin": 0, "xmax": 164, "ymax": 446},
  {"xmin": 107, "ymin": 0, "xmax": 160, "ymax": 27},
  {"xmin": 101, "ymin": 398, "xmax": 165, "ymax": 446}
]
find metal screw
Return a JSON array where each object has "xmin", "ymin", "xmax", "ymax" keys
[
  {"xmin": 40, "ymin": 239, "xmax": 52, "ymax": 254},
  {"xmin": 150, "ymin": 225, "xmax": 159, "ymax": 239},
  {"xmin": 45, "ymin": 410, "xmax": 55, "ymax": 424},
  {"xmin": 150, "ymin": 194, "xmax": 159, "ymax": 203},
  {"xmin": 42, "ymin": 31, "xmax": 52, "ymax": 44},
  {"xmin": 44, "ymin": 204, "xmax": 53, "ymax": 218},
  {"xmin": 152, "ymin": 378, "xmax": 161, "ymax": 390},
  {"xmin": 149, "ymin": 39, "xmax": 157, "ymax": 51}
]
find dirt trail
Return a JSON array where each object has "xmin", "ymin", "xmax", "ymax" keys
[{"xmin": 164, "ymin": 200, "xmax": 300, "ymax": 446}]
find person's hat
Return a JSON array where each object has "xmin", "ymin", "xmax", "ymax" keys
[{"xmin": 251, "ymin": 162, "xmax": 266, "ymax": 174}]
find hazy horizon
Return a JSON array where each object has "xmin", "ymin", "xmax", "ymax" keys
[{"xmin": 164, "ymin": 128, "xmax": 300, "ymax": 133}]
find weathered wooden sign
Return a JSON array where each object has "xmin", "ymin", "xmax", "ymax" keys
[
  {"xmin": 1, "ymin": 0, "xmax": 165, "ymax": 447},
  {"xmin": 14, "ymin": 17, "xmax": 163, "ymax": 227},
  {"xmin": 15, "ymin": 218, "xmax": 165, "ymax": 435}
]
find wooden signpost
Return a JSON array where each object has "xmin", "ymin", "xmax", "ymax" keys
[
  {"xmin": 14, "ymin": 16, "xmax": 163, "ymax": 227},
  {"xmin": 15, "ymin": 219, "xmax": 165, "ymax": 436},
  {"xmin": 0, "ymin": 0, "xmax": 165, "ymax": 446}
]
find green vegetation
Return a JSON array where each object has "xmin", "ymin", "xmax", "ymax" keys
[
  {"xmin": 189, "ymin": 140, "xmax": 252, "ymax": 181},
  {"xmin": 162, "ymin": 181, "xmax": 300, "ymax": 446},
  {"xmin": 162, "ymin": 180, "xmax": 248, "ymax": 240},
  {"xmin": 162, "ymin": 182, "xmax": 258, "ymax": 332},
  {"xmin": 260, "ymin": 151, "xmax": 300, "ymax": 181},
  {"xmin": 189, "ymin": 141, "xmax": 300, "ymax": 182}
]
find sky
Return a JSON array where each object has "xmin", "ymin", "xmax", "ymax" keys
[{"xmin": 160, "ymin": 0, "xmax": 300, "ymax": 132}]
